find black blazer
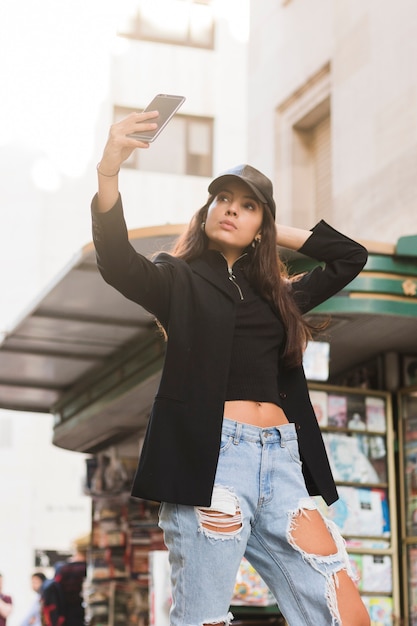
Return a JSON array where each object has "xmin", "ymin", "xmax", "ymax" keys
[{"xmin": 92, "ymin": 196, "xmax": 368, "ymax": 506}]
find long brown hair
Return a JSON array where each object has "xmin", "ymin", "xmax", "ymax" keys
[{"xmin": 171, "ymin": 196, "xmax": 317, "ymax": 368}]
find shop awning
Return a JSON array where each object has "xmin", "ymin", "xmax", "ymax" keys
[
  {"xmin": 0, "ymin": 224, "xmax": 183, "ymax": 415},
  {"xmin": 1, "ymin": 228, "xmax": 416, "ymax": 453}
]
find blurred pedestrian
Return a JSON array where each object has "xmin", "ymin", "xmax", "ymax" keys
[
  {"xmin": 0, "ymin": 574, "xmax": 12, "ymax": 626},
  {"xmin": 41, "ymin": 536, "xmax": 88, "ymax": 626},
  {"xmin": 20, "ymin": 572, "xmax": 47, "ymax": 626}
]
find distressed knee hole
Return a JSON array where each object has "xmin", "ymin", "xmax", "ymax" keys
[
  {"xmin": 290, "ymin": 509, "xmax": 338, "ymax": 556},
  {"xmin": 287, "ymin": 498, "xmax": 358, "ymax": 625},
  {"xmin": 196, "ymin": 486, "xmax": 242, "ymax": 539},
  {"xmin": 288, "ymin": 499, "xmax": 338, "ymax": 556}
]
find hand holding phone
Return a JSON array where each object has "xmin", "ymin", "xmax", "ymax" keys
[{"xmin": 127, "ymin": 94, "xmax": 186, "ymax": 142}]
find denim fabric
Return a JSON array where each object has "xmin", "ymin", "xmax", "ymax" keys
[{"xmin": 159, "ymin": 419, "xmax": 353, "ymax": 626}]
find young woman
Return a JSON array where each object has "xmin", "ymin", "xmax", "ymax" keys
[{"xmin": 92, "ymin": 110, "xmax": 370, "ymax": 626}]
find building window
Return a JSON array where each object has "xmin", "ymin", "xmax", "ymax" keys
[
  {"xmin": 114, "ymin": 106, "xmax": 213, "ymax": 177},
  {"xmin": 292, "ymin": 102, "xmax": 332, "ymax": 223},
  {"xmin": 275, "ymin": 64, "xmax": 332, "ymax": 226},
  {"xmin": 118, "ymin": 0, "xmax": 215, "ymax": 49}
]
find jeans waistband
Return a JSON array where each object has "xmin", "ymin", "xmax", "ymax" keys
[{"xmin": 222, "ymin": 418, "xmax": 298, "ymax": 444}]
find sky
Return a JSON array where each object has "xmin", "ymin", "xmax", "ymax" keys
[{"xmin": 0, "ymin": 0, "xmax": 118, "ymax": 178}]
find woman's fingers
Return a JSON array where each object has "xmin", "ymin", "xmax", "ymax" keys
[
  {"xmin": 124, "ymin": 110, "xmax": 159, "ymax": 136},
  {"xmin": 100, "ymin": 112, "xmax": 159, "ymax": 170},
  {"xmin": 125, "ymin": 111, "xmax": 159, "ymax": 143},
  {"xmin": 133, "ymin": 109, "xmax": 160, "ymax": 123}
]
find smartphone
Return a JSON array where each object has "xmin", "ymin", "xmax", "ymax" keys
[{"xmin": 127, "ymin": 93, "xmax": 186, "ymax": 142}]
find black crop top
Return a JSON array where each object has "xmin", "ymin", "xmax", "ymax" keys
[{"xmin": 202, "ymin": 251, "xmax": 285, "ymax": 406}]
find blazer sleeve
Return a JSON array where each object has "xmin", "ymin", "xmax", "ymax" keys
[
  {"xmin": 290, "ymin": 220, "xmax": 368, "ymax": 314},
  {"xmin": 91, "ymin": 193, "xmax": 175, "ymax": 322}
]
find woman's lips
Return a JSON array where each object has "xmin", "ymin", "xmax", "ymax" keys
[{"xmin": 219, "ymin": 219, "xmax": 237, "ymax": 230}]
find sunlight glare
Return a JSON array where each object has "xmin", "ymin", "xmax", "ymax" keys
[
  {"xmin": 0, "ymin": 0, "xmax": 122, "ymax": 182},
  {"xmin": 31, "ymin": 157, "xmax": 62, "ymax": 192},
  {"xmin": 212, "ymin": 0, "xmax": 249, "ymax": 42}
]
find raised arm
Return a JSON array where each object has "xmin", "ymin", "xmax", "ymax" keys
[
  {"xmin": 96, "ymin": 111, "xmax": 159, "ymax": 213},
  {"xmin": 284, "ymin": 220, "xmax": 368, "ymax": 313},
  {"xmin": 276, "ymin": 223, "xmax": 313, "ymax": 251}
]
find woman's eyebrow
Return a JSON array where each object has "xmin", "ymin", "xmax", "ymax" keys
[
  {"xmin": 221, "ymin": 188, "xmax": 259, "ymax": 202},
  {"xmin": 217, "ymin": 188, "xmax": 260, "ymax": 206}
]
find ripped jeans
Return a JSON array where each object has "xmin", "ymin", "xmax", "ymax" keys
[{"xmin": 159, "ymin": 419, "xmax": 355, "ymax": 626}]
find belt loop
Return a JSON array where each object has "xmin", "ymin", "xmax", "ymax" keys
[
  {"xmin": 233, "ymin": 421, "xmax": 242, "ymax": 445},
  {"xmin": 276, "ymin": 425, "xmax": 284, "ymax": 446}
]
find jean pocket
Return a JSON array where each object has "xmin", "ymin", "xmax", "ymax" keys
[
  {"xmin": 284, "ymin": 438, "xmax": 303, "ymax": 466},
  {"xmin": 219, "ymin": 433, "xmax": 234, "ymax": 454}
]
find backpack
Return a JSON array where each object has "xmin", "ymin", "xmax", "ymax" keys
[{"xmin": 40, "ymin": 580, "xmax": 66, "ymax": 626}]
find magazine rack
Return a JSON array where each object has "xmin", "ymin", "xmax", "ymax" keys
[
  {"xmin": 309, "ymin": 383, "xmax": 400, "ymax": 624},
  {"xmin": 398, "ymin": 386, "xmax": 417, "ymax": 625}
]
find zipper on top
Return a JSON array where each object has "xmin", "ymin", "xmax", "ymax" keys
[
  {"xmin": 219, "ymin": 252, "xmax": 246, "ymax": 301},
  {"xmin": 227, "ymin": 267, "xmax": 244, "ymax": 300}
]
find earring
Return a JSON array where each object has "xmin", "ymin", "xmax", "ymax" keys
[
  {"xmin": 251, "ymin": 235, "xmax": 261, "ymax": 248},
  {"xmin": 201, "ymin": 221, "xmax": 206, "ymax": 232}
]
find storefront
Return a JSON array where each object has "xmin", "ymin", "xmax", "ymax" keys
[{"xmin": 1, "ymin": 226, "xmax": 416, "ymax": 625}]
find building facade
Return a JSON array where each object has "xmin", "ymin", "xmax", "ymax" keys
[{"xmin": 248, "ymin": 0, "xmax": 417, "ymax": 241}]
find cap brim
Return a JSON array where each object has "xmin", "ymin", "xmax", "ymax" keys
[{"xmin": 208, "ymin": 174, "xmax": 268, "ymax": 206}]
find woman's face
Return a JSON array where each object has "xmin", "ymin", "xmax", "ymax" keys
[{"xmin": 205, "ymin": 179, "xmax": 264, "ymax": 265}]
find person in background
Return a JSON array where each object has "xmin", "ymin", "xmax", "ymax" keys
[
  {"xmin": 92, "ymin": 111, "xmax": 370, "ymax": 625},
  {"xmin": 20, "ymin": 572, "xmax": 47, "ymax": 626},
  {"xmin": 41, "ymin": 536, "xmax": 88, "ymax": 626},
  {"xmin": 0, "ymin": 574, "xmax": 13, "ymax": 626}
]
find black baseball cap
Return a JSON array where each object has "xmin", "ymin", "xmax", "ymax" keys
[{"xmin": 208, "ymin": 164, "xmax": 276, "ymax": 218}]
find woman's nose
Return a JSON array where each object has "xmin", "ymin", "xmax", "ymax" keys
[{"xmin": 225, "ymin": 203, "xmax": 238, "ymax": 216}]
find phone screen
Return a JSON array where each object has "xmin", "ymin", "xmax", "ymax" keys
[{"xmin": 128, "ymin": 94, "xmax": 186, "ymax": 142}]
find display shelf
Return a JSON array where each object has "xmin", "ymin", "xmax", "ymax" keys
[
  {"xmin": 309, "ymin": 383, "xmax": 400, "ymax": 625},
  {"xmin": 398, "ymin": 386, "xmax": 417, "ymax": 625},
  {"xmin": 83, "ymin": 452, "xmax": 165, "ymax": 626}
]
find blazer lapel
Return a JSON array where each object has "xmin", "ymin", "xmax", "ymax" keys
[{"xmin": 190, "ymin": 256, "xmax": 236, "ymax": 301}]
